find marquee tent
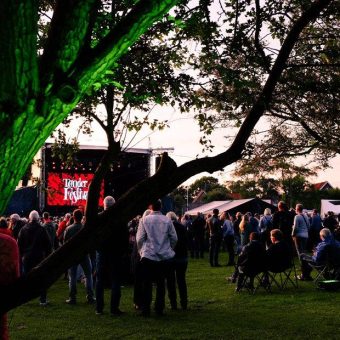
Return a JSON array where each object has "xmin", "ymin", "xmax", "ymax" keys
[
  {"xmin": 186, "ymin": 198, "xmax": 276, "ymax": 216},
  {"xmin": 320, "ymin": 199, "xmax": 340, "ymax": 218}
]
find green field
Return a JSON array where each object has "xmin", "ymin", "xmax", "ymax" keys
[{"xmin": 8, "ymin": 253, "xmax": 340, "ymax": 339}]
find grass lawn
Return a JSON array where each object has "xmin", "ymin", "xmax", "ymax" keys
[{"xmin": 8, "ymin": 253, "xmax": 340, "ymax": 339}]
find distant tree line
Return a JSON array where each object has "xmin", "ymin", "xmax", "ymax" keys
[{"xmin": 171, "ymin": 175, "xmax": 340, "ymax": 212}]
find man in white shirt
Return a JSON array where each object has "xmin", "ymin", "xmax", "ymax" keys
[{"xmin": 136, "ymin": 199, "xmax": 177, "ymax": 316}]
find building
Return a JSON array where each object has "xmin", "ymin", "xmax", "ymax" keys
[{"xmin": 313, "ymin": 181, "xmax": 334, "ymax": 191}]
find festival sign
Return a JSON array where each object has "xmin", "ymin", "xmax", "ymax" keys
[{"xmin": 47, "ymin": 172, "xmax": 104, "ymax": 206}]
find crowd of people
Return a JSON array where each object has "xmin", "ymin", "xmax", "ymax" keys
[
  {"xmin": 1, "ymin": 199, "xmax": 340, "ymax": 336},
  {"xmin": 0, "ymin": 196, "xmax": 190, "ymax": 338},
  {"xmin": 177, "ymin": 202, "xmax": 340, "ymax": 290}
]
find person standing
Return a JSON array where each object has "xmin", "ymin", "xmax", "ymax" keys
[
  {"xmin": 221, "ymin": 212, "xmax": 235, "ymax": 266},
  {"xmin": 292, "ymin": 204, "xmax": 310, "ymax": 258},
  {"xmin": 95, "ymin": 196, "xmax": 129, "ymax": 316},
  {"xmin": 42, "ymin": 212, "xmax": 58, "ymax": 251},
  {"xmin": 17, "ymin": 210, "xmax": 52, "ymax": 305},
  {"xmin": 136, "ymin": 200, "xmax": 177, "ymax": 316},
  {"xmin": 233, "ymin": 212, "xmax": 242, "ymax": 251},
  {"xmin": 9, "ymin": 214, "xmax": 25, "ymax": 240},
  {"xmin": 272, "ymin": 201, "xmax": 295, "ymax": 252},
  {"xmin": 56, "ymin": 213, "xmax": 71, "ymax": 245},
  {"xmin": 64, "ymin": 209, "xmax": 95, "ymax": 305},
  {"xmin": 323, "ymin": 211, "xmax": 338, "ymax": 233},
  {"xmin": 308, "ymin": 209, "xmax": 323, "ymax": 251},
  {"xmin": 239, "ymin": 214, "xmax": 252, "ymax": 247},
  {"xmin": 191, "ymin": 212, "xmax": 206, "ymax": 259},
  {"xmin": 259, "ymin": 208, "xmax": 273, "ymax": 248},
  {"xmin": 132, "ymin": 210, "xmax": 151, "ymax": 311},
  {"xmin": 166, "ymin": 211, "xmax": 188, "ymax": 310},
  {"xmin": 207, "ymin": 209, "xmax": 223, "ymax": 267}
]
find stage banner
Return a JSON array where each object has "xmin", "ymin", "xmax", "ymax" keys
[{"xmin": 47, "ymin": 172, "xmax": 104, "ymax": 207}]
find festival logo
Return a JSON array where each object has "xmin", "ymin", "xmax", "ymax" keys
[{"xmin": 47, "ymin": 173, "xmax": 104, "ymax": 206}]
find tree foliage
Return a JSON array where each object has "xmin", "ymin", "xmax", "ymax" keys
[{"xmin": 171, "ymin": 0, "xmax": 339, "ymax": 162}]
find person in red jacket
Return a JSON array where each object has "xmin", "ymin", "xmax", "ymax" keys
[
  {"xmin": 0, "ymin": 217, "xmax": 13, "ymax": 237},
  {"xmin": 0, "ymin": 233, "xmax": 20, "ymax": 340},
  {"xmin": 56, "ymin": 213, "xmax": 71, "ymax": 244}
]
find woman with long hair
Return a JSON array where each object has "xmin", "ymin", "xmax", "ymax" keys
[{"xmin": 239, "ymin": 214, "xmax": 252, "ymax": 246}]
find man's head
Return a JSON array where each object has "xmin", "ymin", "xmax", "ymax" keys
[
  {"xmin": 295, "ymin": 203, "xmax": 303, "ymax": 213},
  {"xmin": 313, "ymin": 209, "xmax": 318, "ymax": 215},
  {"xmin": 150, "ymin": 199, "xmax": 162, "ymax": 212},
  {"xmin": 278, "ymin": 201, "xmax": 287, "ymax": 211},
  {"xmin": 212, "ymin": 208, "xmax": 219, "ymax": 216},
  {"xmin": 249, "ymin": 232, "xmax": 259, "ymax": 241},
  {"xmin": 43, "ymin": 211, "xmax": 50, "ymax": 220},
  {"xmin": 29, "ymin": 210, "xmax": 40, "ymax": 222},
  {"xmin": 104, "ymin": 196, "xmax": 115, "ymax": 210},
  {"xmin": 10, "ymin": 213, "xmax": 20, "ymax": 224},
  {"xmin": 166, "ymin": 211, "xmax": 178, "ymax": 222},
  {"xmin": 64, "ymin": 213, "xmax": 71, "ymax": 221},
  {"xmin": 270, "ymin": 229, "xmax": 283, "ymax": 243},
  {"xmin": 320, "ymin": 228, "xmax": 331, "ymax": 240},
  {"xmin": 73, "ymin": 209, "xmax": 83, "ymax": 223}
]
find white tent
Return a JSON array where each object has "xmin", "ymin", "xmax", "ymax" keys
[
  {"xmin": 320, "ymin": 199, "xmax": 340, "ymax": 218},
  {"xmin": 186, "ymin": 201, "xmax": 228, "ymax": 215},
  {"xmin": 186, "ymin": 198, "xmax": 275, "ymax": 216},
  {"xmin": 211, "ymin": 199, "xmax": 254, "ymax": 213}
]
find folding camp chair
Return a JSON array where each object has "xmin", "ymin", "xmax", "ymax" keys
[
  {"xmin": 308, "ymin": 243, "xmax": 340, "ymax": 287},
  {"xmin": 267, "ymin": 260, "xmax": 299, "ymax": 290},
  {"xmin": 236, "ymin": 272, "xmax": 271, "ymax": 294},
  {"xmin": 309, "ymin": 262, "xmax": 340, "ymax": 286}
]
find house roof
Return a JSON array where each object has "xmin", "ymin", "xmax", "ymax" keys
[
  {"xmin": 192, "ymin": 190, "xmax": 207, "ymax": 203},
  {"xmin": 313, "ymin": 181, "xmax": 333, "ymax": 191}
]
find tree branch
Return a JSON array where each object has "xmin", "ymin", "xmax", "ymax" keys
[
  {"xmin": 39, "ymin": 0, "xmax": 99, "ymax": 88},
  {"xmin": 70, "ymin": 0, "xmax": 180, "ymax": 96},
  {"xmin": 0, "ymin": 0, "xmax": 39, "ymax": 110},
  {"xmin": 254, "ymin": 0, "xmax": 271, "ymax": 72},
  {"xmin": 85, "ymin": 141, "xmax": 121, "ymax": 223}
]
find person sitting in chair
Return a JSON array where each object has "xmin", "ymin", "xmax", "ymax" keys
[
  {"xmin": 299, "ymin": 228, "xmax": 340, "ymax": 281},
  {"xmin": 260, "ymin": 229, "xmax": 292, "ymax": 288},
  {"xmin": 231, "ymin": 232, "xmax": 267, "ymax": 291},
  {"xmin": 267, "ymin": 229, "xmax": 291, "ymax": 273}
]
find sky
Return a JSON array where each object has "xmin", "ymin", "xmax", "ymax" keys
[
  {"xmin": 54, "ymin": 0, "xmax": 340, "ymax": 189},
  {"xmin": 60, "ymin": 103, "xmax": 340, "ymax": 189}
]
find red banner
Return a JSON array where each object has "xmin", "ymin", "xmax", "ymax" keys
[{"xmin": 47, "ymin": 173, "xmax": 104, "ymax": 207}]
